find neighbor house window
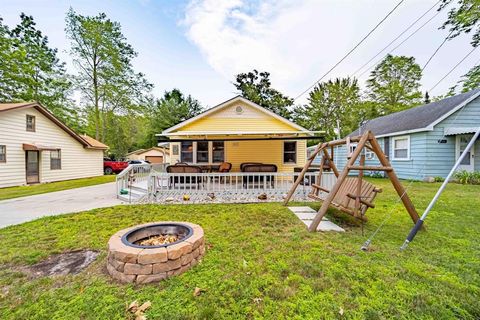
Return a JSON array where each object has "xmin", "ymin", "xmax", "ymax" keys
[
  {"xmin": 212, "ymin": 141, "xmax": 225, "ymax": 162},
  {"xmin": 283, "ymin": 141, "xmax": 297, "ymax": 164},
  {"xmin": 180, "ymin": 141, "xmax": 193, "ymax": 162},
  {"xmin": 392, "ymin": 136, "xmax": 410, "ymax": 160},
  {"xmin": 50, "ymin": 150, "xmax": 61, "ymax": 170},
  {"xmin": 0, "ymin": 145, "xmax": 6, "ymax": 163},
  {"xmin": 197, "ymin": 141, "xmax": 209, "ymax": 163},
  {"xmin": 26, "ymin": 115, "xmax": 35, "ymax": 132},
  {"xmin": 365, "ymin": 149, "xmax": 375, "ymax": 160}
]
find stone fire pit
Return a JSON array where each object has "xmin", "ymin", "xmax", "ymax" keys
[{"xmin": 107, "ymin": 222, "xmax": 205, "ymax": 284}]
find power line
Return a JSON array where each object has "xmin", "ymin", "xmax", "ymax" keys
[
  {"xmin": 429, "ymin": 46, "xmax": 478, "ymax": 92},
  {"xmin": 421, "ymin": 30, "xmax": 454, "ymax": 71},
  {"xmin": 352, "ymin": 0, "xmax": 441, "ymax": 77},
  {"xmin": 294, "ymin": 0, "xmax": 405, "ymax": 100},
  {"xmin": 358, "ymin": 10, "xmax": 442, "ymax": 78}
]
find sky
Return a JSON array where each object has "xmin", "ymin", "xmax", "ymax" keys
[{"xmin": 1, "ymin": 0, "xmax": 478, "ymax": 108}]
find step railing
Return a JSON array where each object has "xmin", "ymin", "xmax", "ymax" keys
[
  {"xmin": 116, "ymin": 163, "xmax": 153, "ymax": 198},
  {"xmin": 146, "ymin": 171, "xmax": 336, "ymax": 203}
]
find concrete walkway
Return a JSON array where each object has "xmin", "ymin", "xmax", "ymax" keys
[
  {"xmin": 0, "ymin": 182, "xmax": 125, "ymax": 229},
  {"xmin": 288, "ymin": 206, "xmax": 345, "ymax": 232}
]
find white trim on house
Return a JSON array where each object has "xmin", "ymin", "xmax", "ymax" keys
[
  {"xmin": 160, "ymin": 130, "xmax": 321, "ymax": 136},
  {"xmin": 161, "ymin": 96, "xmax": 312, "ymax": 135},
  {"xmin": 391, "ymin": 135, "xmax": 411, "ymax": 161}
]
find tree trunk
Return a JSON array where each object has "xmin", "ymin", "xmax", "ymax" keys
[{"xmin": 93, "ymin": 53, "xmax": 100, "ymax": 140}]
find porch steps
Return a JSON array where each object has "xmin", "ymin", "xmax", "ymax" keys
[
  {"xmin": 288, "ymin": 206, "xmax": 345, "ymax": 232},
  {"xmin": 118, "ymin": 187, "xmax": 147, "ymax": 203}
]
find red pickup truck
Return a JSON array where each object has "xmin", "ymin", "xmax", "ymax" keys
[{"xmin": 103, "ymin": 158, "xmax": 129, "ymax": 174}]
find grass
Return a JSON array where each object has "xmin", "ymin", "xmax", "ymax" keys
[
  {"xmin": 0, "ymin": 179, "xmax": 479, "ymax": 319},
  {"xmin": 0, "ymin": 175, "xmax": 115, "ymax": 201}
]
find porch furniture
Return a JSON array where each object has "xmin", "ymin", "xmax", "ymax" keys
[
  {"xmin": 166, "ymin": 164, "xmax": 203, "ymax": 188},
  {"xmin": 308, "ymin": 177, "xmax": 382, "ymax": 220},
  {"xmin": 240, "ymin": 162, "xmax": 263, "ymax": 171},
  {"xmin": 218, "ymin": 162, "xmax": 232, "ymax": 173},
  {"xmin": 199, "ymin": 164, "xmax": 221, "ymax": 173},
  {"xmin": 284, "ymin": 130, "xmax": 420, "ymax": 233},
  {"xmin": 241, "ymin": 164, "xmax": 278, "ymax": 188}
]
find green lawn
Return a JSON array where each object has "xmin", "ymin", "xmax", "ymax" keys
[
  {"xmin": 0, "ymin": 179, "xmax": 478, "ymax": 319},
  {"xmin": 0, "ymin": 175, "xmax": 115, "ymax": 201}
]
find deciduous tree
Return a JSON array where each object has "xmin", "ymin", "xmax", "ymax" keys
[
  {"xmin": 234, "ymin": 70, "xmax": 293, "ymax": 119},
  {"xmin": 366, "ymin": 54, "xmax": 422, "ymax": 114}
]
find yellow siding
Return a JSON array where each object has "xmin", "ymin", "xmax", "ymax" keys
[
  {"xmin": 177, "ymin": 101, "xmax": 300, "ymax": 133},
  {"xmin": 226, "ymin": 140, "xmax": 306, "ymax": 172}
]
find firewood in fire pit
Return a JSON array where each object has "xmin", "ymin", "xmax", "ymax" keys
[{"xmin": 135, "ymin": 234, "xmax": 179, "ymax": 246}]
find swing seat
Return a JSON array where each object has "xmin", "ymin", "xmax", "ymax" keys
[{"xmin": 309, "ymin": 177, "xmax": 382, "ymax": 219}]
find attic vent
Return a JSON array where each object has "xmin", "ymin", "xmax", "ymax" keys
[{"xmin": 235, "ymin": 106, "xmax": 243, "ymax": 114}]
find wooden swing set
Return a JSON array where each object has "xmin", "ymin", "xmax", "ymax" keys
[{"xmin": 284, "ymin": 130, "xmax": 421, "ymax": 232}]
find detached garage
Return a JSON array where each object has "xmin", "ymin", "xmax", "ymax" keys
[
  {"xmin": 126, "ymin": 147, "xmax": 169, "ymax": 164},
  {"xmin": 0, "ymin": 102, "xmax": 108, "ymax": 188}
]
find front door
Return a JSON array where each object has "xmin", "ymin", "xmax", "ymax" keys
[
  {"xmin": 456, "ymin": 134, "xmax": 475, "ymax": 172},
  {"xmin": 26, "ymin": 151, "xmax": 40, "ymax": 184}
]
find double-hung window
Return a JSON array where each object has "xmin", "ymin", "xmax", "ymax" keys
[
  {"xmin": 26, "ymin": 115, "xmax": 36, "ymax": 132},
  {"xmin": 0, "ymin": 145, "xmax": 6, "ymax": 163},
  {"xmin": 50, "ymin": 150, "xmax": 61, "ymax": 170},
  {"xmin": 283, "ymin": 141, "xmax": 297, "ymax": 164},
  {"xmin": 180, "ymin": 141, "xmax": 193, "ymax": 162},
  {"xmin": 392, "ymin": 136, "xmax": 410, "ymax": 160},
  {"xmin": 196, "ymin": 141, "xmax": 209, "ymax": 163},
  {"xmin": 212, "ymin": 141, "xmax": 225, "ymax": 162}
]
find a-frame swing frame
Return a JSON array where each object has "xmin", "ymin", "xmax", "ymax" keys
[{"xmin": 284, "ymin": 130, "xmax": 421, "ymax": 232}]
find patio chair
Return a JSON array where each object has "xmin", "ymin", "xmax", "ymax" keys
[
  {"xmin": 242, "ymin": 164, "xmax": 277, "ymax": 188},
  {"xmin": 218, "ymin": 162, "xmax": 232, "ymax": 172},
  {"xmin": 240, "ymin": 162, "xmax": 263, "ymax": 172},
  {"xmin": 166, "ymin": 164, "xmax": 203, "ymax": 188}
]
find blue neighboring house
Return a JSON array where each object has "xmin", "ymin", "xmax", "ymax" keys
[{"xmin": 308, "ymin": 88, "xmax": 480, "ymax": 180}]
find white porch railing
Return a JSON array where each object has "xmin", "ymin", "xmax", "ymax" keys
[
  {"xmin": 145, "ymin": 171, "xmax": 337, "ymax": 204},
  {"xmin": 116, "ymin": 164, "xmax": 153, "ymax": 199}
]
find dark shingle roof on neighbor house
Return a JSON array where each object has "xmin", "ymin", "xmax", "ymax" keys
[{"xmin": 349, "ymin": 88, "xmax": 480, "ymax": 137}]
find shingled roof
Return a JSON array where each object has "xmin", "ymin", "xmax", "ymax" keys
[{"xmin": 349, "ymin": 88, "xmax": 480, "ymax": 137}]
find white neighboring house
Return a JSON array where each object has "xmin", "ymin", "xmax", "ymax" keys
[
  {"xmin": 0, "ymin": 102, "xmax": 108, "ymax": 188},
  {"xmin": 126, "ymin": 147, "xmax": 169, "ymax": 164}
]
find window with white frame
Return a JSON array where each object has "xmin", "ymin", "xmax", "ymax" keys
[
  {"xmin": 180, "ymin": 141, "xmax": 193, "ymax": 162},
  {"xmin": 196, "ymin": 141, "xmax": 209, "ymax": 163},
  {"xmin": 392, "ymin": 136, "xmax": 410, "ymax": 160},
  {"xmin": 283, "ymin": 141, "xmax": 297, "ymax": 164},
  {"xmin": 212, "ymin": 141, "xmax": 225, "ymax": 162},
  {"xmin": 0, "ymin": 145, "xmax": 6, "ymax": 163},
  {"xmin": 50, "ymin": 150, "xmax": 61, "ymax": 170}
]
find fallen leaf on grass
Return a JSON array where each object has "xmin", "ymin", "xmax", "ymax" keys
[
  {"xmin": 253, "ymin": 297, "xmax": 263, "ymax": 304},
  {"xmin": 339, "ymin": 307, "xmax": 344, "ymax": 315},
  {"xmin": 136, "ymin": 301, "xmax": 151, "ymax": 313},
  {"xmin": 127, "ymin": 300, "xmax": 139, "ymax": 312},
  {"xmin": 193, "ymin": 287, "xmax": 204, "ymax": 297}
]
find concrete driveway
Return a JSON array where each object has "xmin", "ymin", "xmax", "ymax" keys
[{"xmin": 0, "ymin": 182, "xmax": 126, "ymax": 229}]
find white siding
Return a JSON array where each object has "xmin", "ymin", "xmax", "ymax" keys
[{"xmin": 0, "ymin": 107, "xmax": 104, "ymax": 188}]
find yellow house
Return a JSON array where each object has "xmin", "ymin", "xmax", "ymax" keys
[{"xmin": 160, "ymin": 96, "xmax": 314, "ymax": 172}]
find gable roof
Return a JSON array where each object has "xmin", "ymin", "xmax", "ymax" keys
[
  {"xmin": 349, "ymin": 88, "xmax": 480, "ymax": 138},
  {"xmin": 0, "ymin": 102, "xmax": 108, "ymax": 150},
  {"xmin": 162, "ymin": 95, "xmax": 311, "ymax": 135},
  {"xmin": 126, "ymin": 147, "xmax": 167, "ymax": 156}
]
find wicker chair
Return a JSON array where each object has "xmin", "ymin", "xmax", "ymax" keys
[
  {"xmin": 166, "ymin": 164, "xmax": 203, "ymax": 188},
  {"xmin": 241, "ymin": 164, "xmax": 277, "ymax": 188}
]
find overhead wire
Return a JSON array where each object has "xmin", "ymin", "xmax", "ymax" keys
[
  {"xmin": 358, "ymin": 10, "xmax": 442, "ymax": 78},
  {"xmin": 429, "ymin": 46, "xmax": 479, "ymax": 92},
  {"xmin": 294, "ymin": 0, "xmax": 405, "ymax": 101},
  {"xmin": 352, "ymin": 0, "xmax": 441, "ymax": 77},
  {"xmin": 421, "ymin": 30, "xmax": 454, "ymax": 71}
]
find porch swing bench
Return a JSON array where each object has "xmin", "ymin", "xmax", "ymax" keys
[
  {"xmin": 308, "ymin": 177, "xmax": 382, "ymax": 220},
  {"xmin": 284, "ymin": 130, "xmax": 421, "ymax": 232}
]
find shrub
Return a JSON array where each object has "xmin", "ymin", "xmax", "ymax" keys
[
  {"xmin": 434, "ymin": 176, "xmax": 445, "ymax": 182},
  {"xmin": 454, "ymin": 170, "xmax": 480, "ymax": 185}
]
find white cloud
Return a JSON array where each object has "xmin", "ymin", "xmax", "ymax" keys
[{"xmin": 181, "ymin": 0, "xmax": 477, "ymax": 101}]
